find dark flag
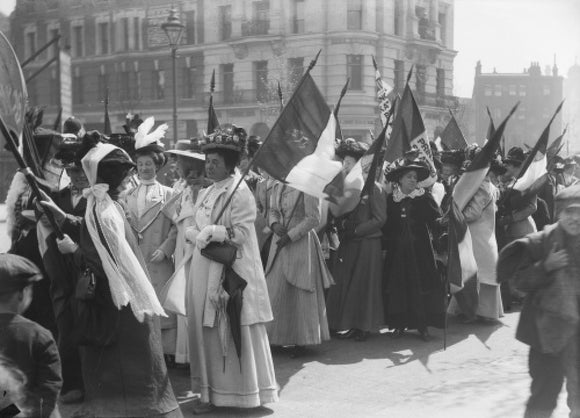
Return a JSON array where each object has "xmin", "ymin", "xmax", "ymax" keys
[
  {"xmin": 207, "ymin": 69, "xmax": 220, "ymax": 134},
  {"xmin": 333, "ymin": 78, "xmax": 350, "ymax": 141},
  {"xmin": 104, "ymin": 87, "xmax": 112, "ymax": 135},
  {"xmin": 53, "ymin": 107, "xmax": 62, "ymax": 132},
  {"xmin": 253, "ymin": 72, "xmax": 342, "ymax": 201},
  {"xmin": 440, "ymin": 112, "xmax": 467, "ymax": 150}
]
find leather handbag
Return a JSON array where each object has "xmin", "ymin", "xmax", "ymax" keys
[
  {"xmin": 201, "ymin": 241, "xmax": 237, "ymax": 267},
  {"xmin": 75, "ymin": 268, "xmax": 96, "ymax": 300}
]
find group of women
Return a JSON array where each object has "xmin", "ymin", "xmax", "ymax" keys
[{"xmin": 36, "ymin": 117, "xmax": 507, "ymax": 416}]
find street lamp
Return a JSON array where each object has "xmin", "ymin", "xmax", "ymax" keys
[{"xmin": 161, "ymin": 8, "xmax": 185, "ymax": 147}]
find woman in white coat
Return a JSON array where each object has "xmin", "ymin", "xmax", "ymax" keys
[{"xmin": 183, "ymin": 126, "xmax": 278, "ymax": 414}]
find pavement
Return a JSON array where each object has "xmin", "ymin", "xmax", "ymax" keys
[{"xmin": 0, "ymin": 204, "xmax": 570, "ymax": 418}]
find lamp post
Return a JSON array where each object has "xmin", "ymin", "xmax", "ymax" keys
[{"xmin": 161, "ymin": 8, "xmax": 185, "ymax": 147}]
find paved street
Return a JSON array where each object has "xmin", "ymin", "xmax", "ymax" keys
[{"xmin": 0, "ymin": 208, "xmax": 570, "ymax": 417}]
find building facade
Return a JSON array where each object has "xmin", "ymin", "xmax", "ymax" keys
[
  {"xmin": 10, "ymin": 0, "xmax": 457, "ymax": 147},
  {"xmin": 563, "ymin": 63, "xmax": 580, "ymax": 156},
  {"xmin": 472, "ymin": 61, "xmax": 563, "ymax": 150}
]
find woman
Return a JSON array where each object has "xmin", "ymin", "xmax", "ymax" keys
[
  {"xmin": 382, "ymin": 152, "xmax": 445, "ymax": 340},
  {"xmin": 165, "ymin": 139, "xmax": 207, "ymax": 365},
  {"xmin": 182, "ymin": 126, "xmax": 278, "ymax": 413},
  {"xmin": 45, "ymin": 132, "xmax": 181, "ymax": 417},
  {"xmin": 326, "ymin": 139, "xmax": 386, "ymax": 341},
  {"xmin": 448, "ymin": 147, "xmax": 504, "ymax": 321},
  {"xmin": 265, "ymin": 174, "xmax": 333, "ymax": 356},
  {"xmin": 124, "ymin": 117, "xmax": 178, "ymax": 362}
]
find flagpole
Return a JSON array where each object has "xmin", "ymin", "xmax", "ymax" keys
[
  {"xmin": 213, "ymin": 50, "xmax": 323, "ymax": 223},
  {"xmin": 333, "ymin": 78, "xmax": 350, "ymax": 118},
  {"xmin": 277, "ymin": 81, "xmax": 284, "ymax": 111}
]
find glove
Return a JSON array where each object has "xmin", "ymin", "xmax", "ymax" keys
[
  {"xmin": 184, "ymin": 226, "xmax": 198, "ymax": 243},
  {"xmin": 276, "ymin": 234, "xmax": 291, "ymax": 248},
  {"xmin": 56, "ymin": 234, "xmax": 79, "ymax": 254},
  {"xmin": 209, "ymin": 225, "xmax": 228, "ymax": 243},
  {"xmin": 195, "ymin": 225, "xmax": 213, "ymax": 250}
]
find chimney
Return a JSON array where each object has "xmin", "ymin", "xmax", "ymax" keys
[
  {"xmin": 475, "ymin": 60, "xmax": 482, "ymax": 76},
  {"xmin": 553, "ymin": 54, "xmax": 559, "ymax": 77}
]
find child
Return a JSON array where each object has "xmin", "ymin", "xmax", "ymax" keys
[
  {"xmin": 0, "ymin": 253, "xmax": 62, "ymax": 417},
  {"xmin": 498, "ymin": 184, "xmax": 580, "ymax": 418}
]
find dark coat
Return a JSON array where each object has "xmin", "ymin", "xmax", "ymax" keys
[
  {"xmin": 382, "ymin": 192, "xmax": 446, "ymax": 330},
  {"xmin": 498, "ymin": 224, "xmax": 580, "ymax": 354}
]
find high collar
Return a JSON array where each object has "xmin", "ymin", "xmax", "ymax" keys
[{"xmin": 139, "ymin": 178, "xmax": 157, "ymax": 186}]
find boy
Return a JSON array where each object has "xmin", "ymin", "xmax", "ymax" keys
[
  {"xmin": 0, "ymin": 253, "xmax": 62, "ymax": 417},
  {"xmin": 498, "ymin": 184, "xmax": 580, "ymax": 418}
]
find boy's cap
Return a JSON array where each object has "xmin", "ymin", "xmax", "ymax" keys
[{"xmin": 0, "ymin": 254, "xmax": 43, "ymax": 295}]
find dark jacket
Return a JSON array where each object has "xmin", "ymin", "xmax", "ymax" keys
[{"xmin": 498, "ymin": 223, "xmax": 580, "ymax": 354}]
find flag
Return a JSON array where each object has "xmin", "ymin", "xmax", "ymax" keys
[
  {"xmin": 440, "ymin": 113, "xmax": 467, "ymax": 150},
  {"xmin": 207, "ymin": 69, "xmax": 220, "ymax": 134},
  {"xmin": 546, "ymin": 125, "xmax": 567, "ymax": 167},
  {"xmin": 372, "ymin": 56, "xmax": 393, "ymax": 127},
  {"xmin": 253, "ymin": 73, "xmax": 343, "ymax": 201},
  {"xmin": 513, "ymin": 101, "xmax": 563, "ymax": 196},
  {"xmin": 53, "ymin": 107, "xmax": 62, "ymax": 132},
  {"xmin": 383, "ymin": 82, "xmax": 436, "ymax": 185},
  {"xmin": 448, "ymin": 103, "xmax": 519, "ymax": 317},
  {"xmin": 329, "ymin": 123, "xmax": 389, "ymax": 217}
]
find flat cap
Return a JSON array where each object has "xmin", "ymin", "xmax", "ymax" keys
[{"xmin": 0, "ymin": 254, "xmax": 43, "ymax": 295}]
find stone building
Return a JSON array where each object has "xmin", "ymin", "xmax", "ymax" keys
[
  {"xmin": 472, "ymin": 61, "xmax": 563, "ymax": 149},
  {"xmin": 10, "ymin": 0, "xmax": 457, "ymax": 147}
]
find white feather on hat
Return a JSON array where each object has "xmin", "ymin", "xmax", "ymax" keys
[{"xmin": 134, "ymin": 116, "xmax": 168, "ymax": 150}]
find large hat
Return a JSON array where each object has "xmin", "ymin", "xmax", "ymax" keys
[
  {"xmin": 63, "ymin": 116, "xmax": 85, "ymax": 137},
  {"xmin": 385, "ymin": 150, "xmax": 430, "ymax": 183},
  {"xmin": 133, "ymin": 116, "xmax": 168, "ymax": 167},
  {"xmin": 166, "ymin": 138, "xmax": 205, "ymax": 161},
  {"xmin": 555, "ymin": 183, "xmax": 580, "ymax": 215},
  {"xmin": 504, "ymin": 146, "xmax": 526, "ymax": 166},
  {"xmin": 564, "ymin": 157, "xmax": 577, "ymax": 167},
  {"xmin": 490, "ymin": 154, "xmax": 507, "ymax": 175},
  {"xmin": 53, "ymin": 133, "xmax": 84, "ymax": 168},
  {"xmin": 123, "ymin": 113, "xmax": 144, "ymax": 135},
  {"xmin": 336, "ymin": 137, "xmax": 369, "ymax": 160},
  {"xmin": 0, "ymin": 253, "xmax": 43, "ymax": 295},
  {"xmin": 201, "ymin": 125, "xmax": 247, "ymax": 153}
]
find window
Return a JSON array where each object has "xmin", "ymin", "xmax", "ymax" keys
[
  {"xmin": 185, "ymin": 11, "xmax": 195, "ymax": 44},
  {"xmin": 288, "ymin": 57, "xmax": 304, "ymax": 86},
  {"xmin": 121, "ymin": 18, "xmax": 129, "ymax": 51},
  {"xmin": 48, "ymin": 28, "xmax": 59, "ymax": 59},
  {"xmin": 50, "ymin": 69, "xmax": 59, "ymax": 105},
  {"xmin": 252, "ymin": 0, "xmax": 270, "ymax": 34},
  {"xmin": 219, "ymin": 6, "xmax": 232, "ymax": 40},
  {"xmin": 255, "ymin": 60, "xmax": 268, "ymax": 101},
  {"xmin": 543, "ymin": 85, "xmax": 550, "ymax": 96},
  {"xmin": 25, "ymin": 31, "xmax": 36, "ymax": 60},
  {"xmin": 131, "ymin": 69, "xmax": 140, "ymax": 100},
  {"xmin": 97, "ymin": 72, "xmax": 108, "ymax": 101},
  {"xmin": 436, "ymin": 68, "xmax": 445, "ymax": 96},
  {"xmin": 72, "ymin": 68, "xmax": 83, "ymax": 104},
  {"xmin": 221, "ymin": 63, "xmax": 234, "ymax": 104},
  {"xmin": 494, "ymin": 84, "xmax": 502, "ymax": 96},
  {"xmin": 347, "ymin": 55, "xmax": 363, "ymax": 90},
  {"xmin": 72, "ymin": 26, "xmax": 83, "ymax": 57},
  {"xmin": 98, "ymin": 22, "xmax": 109, "ymax": 55},
  {"xmin": 186, "ymin": 120, "xmax": 198, "ymax": 138},
  {"xmin": 120, "ymin": 70, "xmax": 130, "ymax": 101},
  {"xmin": 519, "ymin": 85, "xmax": 526, "ymax": 96},
  {"xmin": 183, "ymin": 65, "xmax": 202, "ymax": 99},
  {"xmin": 347, "ymin": 0, "xmax": 362, "ymax": 30},
  {"xmin": 394, "ymin": 59, "xmax": 404, "ymax": 91},
  {"xmin": 133, "ymin": 17, "xmax": 140, "ymax": 50},
  {"xmin": 518, "ymin": 106, "xmax": 525, "ymax": 120},
  {"xmin": 484, "ymin": 84, "xmax": 492, "ymax": 96},
  {"xmin": 292, "ymin": 0, "xmax": 304, "ymax": 34},
  {"xmin": 394, "ymin": 0, "xmax": 402, "ymax": 36},
  {"xmin": 152, "ymin": 69, "xmax": 165, "ymax": 100},
  {"xmin": 438, "ymin": 12, "xmax": 447, "ymax": 44},
  {"xmin": 415, "ymin": 65, "xmax": 426, "ymax": 97},
  {"xmin": 509, "ymin": 84, "xmax": 516, "ymax": 96}
]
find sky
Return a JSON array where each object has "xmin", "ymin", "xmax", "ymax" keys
[{"xmin": 1, "ymin": 0, "xmax": 579, "ymax": 98}]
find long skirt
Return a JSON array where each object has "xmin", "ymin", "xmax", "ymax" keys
[
  {"xmin": 76, "ymin": 308, "xmax": 182, "ymax": 418},
  {"xmin": 265, "ymin": 234, "xmax": 331, "ymax": 346},
  {"xmin": 174, "ymin": 316, "xmax": 189, "ymax": 364},
  {"xmin": 448, "ymin": 283, "xmax": 504, "ymax": 320},
  {"xmin": 186, "ymin": 257, "xmax": 278, "ymax": 408},
  {"xmin": 327, "ymin": 237, "xmax": 384, "ymax": 332}
]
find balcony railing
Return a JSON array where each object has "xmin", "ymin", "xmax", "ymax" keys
[
  {"xmin": 241, "ymin": 19, "xmax": 270, "ymax": 37},
  {"xmin": 415, "ymin": 92, "xmax": 458, "ymax": 109}
]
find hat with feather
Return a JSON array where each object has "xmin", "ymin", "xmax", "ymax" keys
[
  {"xmin": 133, "ymin": 116, "xmax": 169, "ymax": 167},
  {"xmin": 385, "ymin": 150, "xmax": 430, "ymax": 183},
  {"xmin": 336, "ymin": 137, "xmax": 369, "ymax": 161}
]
